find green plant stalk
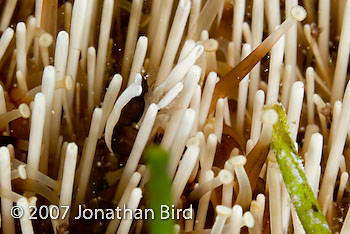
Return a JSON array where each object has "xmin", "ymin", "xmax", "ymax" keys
[
  {"xmin": 145, "ymin": 145, "xmax": 174, "ymax": 234},
  {"xmin": 269, "ymin": 104, "xmax": 331, "ymax": 234}
]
